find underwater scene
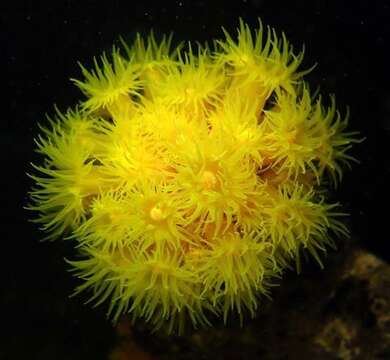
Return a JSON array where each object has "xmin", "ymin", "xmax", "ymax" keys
[{"xmin": 4, "ymin": 1, "xmax": 390, "ymax": 359}]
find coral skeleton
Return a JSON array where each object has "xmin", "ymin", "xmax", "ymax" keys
[{"xmin": 28, "ymin": 19, "xmax": 361, "ymax": 333}]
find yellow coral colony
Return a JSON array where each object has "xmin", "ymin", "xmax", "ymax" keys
[{"xmin": 28, "ymin": 20, "xmax": 361, "ymax": 333}]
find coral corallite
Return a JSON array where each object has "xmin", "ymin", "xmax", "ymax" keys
[{"xmin": 28, "ymin": 19, "xmax": 361, "ymax": 334}]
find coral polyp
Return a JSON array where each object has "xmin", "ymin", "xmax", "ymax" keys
[{"xmin": 28, "ymin": 19, "xmax": 361, "ymax": 333}]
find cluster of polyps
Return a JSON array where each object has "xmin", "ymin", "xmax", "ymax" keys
[{"xmin": 28, "ymin": 19, "xmax": 360, "ymax": 333}]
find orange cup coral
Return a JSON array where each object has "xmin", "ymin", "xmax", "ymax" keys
[{"xmin": 28, "ymin": 19, "xmax": 361, "ymax": 333}]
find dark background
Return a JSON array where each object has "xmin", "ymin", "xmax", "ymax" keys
[{"xmin": 2, "ymin": 1, "xmax": 390, "ymax": 359}]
